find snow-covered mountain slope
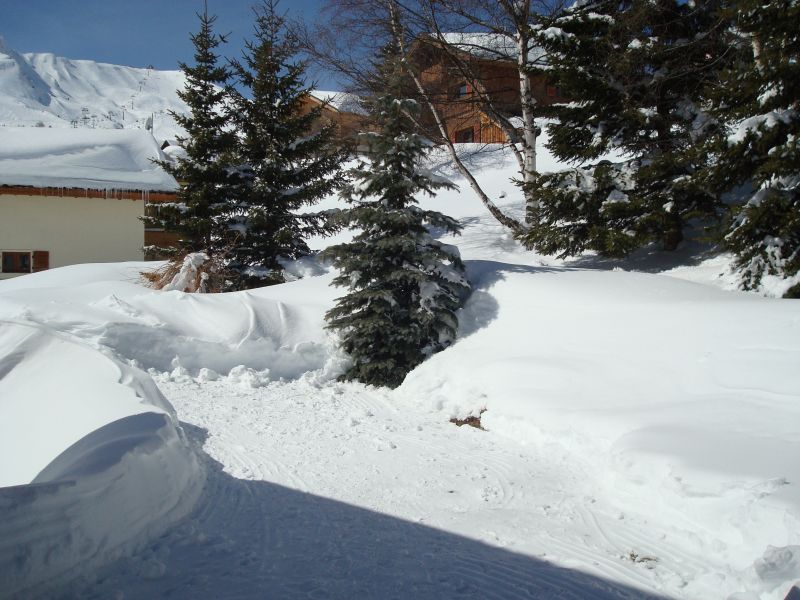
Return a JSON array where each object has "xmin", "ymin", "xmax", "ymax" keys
[{"xmin": 0, "ymin": 36, "xmax": 188, "ymax": 141}]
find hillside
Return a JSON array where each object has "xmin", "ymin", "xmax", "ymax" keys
[{"xmin": 0, "ymin": 36, "xmax": 188, "ymax": 141}]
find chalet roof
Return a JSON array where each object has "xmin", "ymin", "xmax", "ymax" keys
[
  {"xmin": 423, "ymin": 33, "xmax": 548, "ymax": 67},
  {"xmin": 0, "ymin": 127, "xmax": 179, "ymax": 192},
  {"xmin": 309, "ymin": 90, "xmax": 368, "ymax": 116}
]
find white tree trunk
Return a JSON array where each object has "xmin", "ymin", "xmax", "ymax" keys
[{"xmin": 517, "ymin": 33, "xmax": 538, "ymax": 187}]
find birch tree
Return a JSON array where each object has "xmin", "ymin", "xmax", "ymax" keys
[{"xmin": 298, "ymin": 0, "xmax": 565, "ymax": 237}]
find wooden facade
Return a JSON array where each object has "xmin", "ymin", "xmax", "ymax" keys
[
  {"xmin": 410, "ymin": 37, "xmax": 563, "ymax": 144},
  {"xmin": 298, "ymin": 93, "xmax": 369, "ymax": 142},
  {"xmin": 0, "ymin": 185, "xmax": 175, "ymax": 202}
]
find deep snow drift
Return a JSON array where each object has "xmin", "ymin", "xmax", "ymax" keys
[
  {"xmin": 0, "ymin": 145, "xmax": 798, "ymax": 600},
  {"xmin": 0, "ymin": 320, "xmax": 203, "ymax": 597}
]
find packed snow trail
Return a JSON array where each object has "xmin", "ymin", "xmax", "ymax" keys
[{"xmin": 61, "ymin": 377, "xmax": 666, "ymax": 600}]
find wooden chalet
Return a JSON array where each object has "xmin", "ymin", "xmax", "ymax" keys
[
  {"xmin": 299, "ymin": 90, "xmax": 370, "ymax": 142},
  {"xmin": 409, "ymin": 33, "xmax": 563, "ymax": 144}
]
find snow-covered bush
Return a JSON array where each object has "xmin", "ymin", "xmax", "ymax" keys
[
  {"xmin": 524, "ymin": 160, "xmax": 642, "ymax": 258},
  {"xmin": 142, "ymin": 251, "xmax": 232, "ymax": 293}
]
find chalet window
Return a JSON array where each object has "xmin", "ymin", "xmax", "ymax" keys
[
  {"xmin": 455, "ymin": 127, "xmax": 475, "ymax": 143},
  {"xmin": 546, "ymin": 85, "xmax": 561, "ymax": 98},
  {"xmin": 455, "ymin": 83, "xmax": 470, "ymax": 98},
  {"xmin": 1, "ymin": 251, "xmax": 49, "ymax": 274}
]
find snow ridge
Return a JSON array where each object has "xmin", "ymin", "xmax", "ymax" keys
[{"xmin": 0, "ymin": 321, "xmax": 204, "ymax": 596}]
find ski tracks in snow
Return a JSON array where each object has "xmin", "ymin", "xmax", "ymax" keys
[{"xmin": 65, "ymin": 377, "xmax": 682, "ymax": 599}]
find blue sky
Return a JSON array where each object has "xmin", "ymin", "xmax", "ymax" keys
[{"xmin": 0, "ymin": 0, "xmax": 342, "ymax": 88}]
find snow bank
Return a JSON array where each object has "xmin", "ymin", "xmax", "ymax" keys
[
  {"xmin": 0, "ymin": 260, "xmax": 339, "ymax": 380},
  {"xmin": 0, "ymin": 127, "xmax": 178, "ymax": 191},
  {"xmin": 398, "ymin": 263, "xmax": 800, "ymax": 599},
  {"xmin": 0, "ymin": 321, "xmax": 203, "ymax": 596}
]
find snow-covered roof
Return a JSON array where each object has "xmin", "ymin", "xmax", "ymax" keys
[
  {"xmin": 0, "ymin": 127, "xmax": 179, "ymax": 192},
  {"xmin": 309, "ymin": 90, "xmax": 368, "ymax": 116},
  {"xmin": 432, "ymin": 33, "xmax": 548, "ymax": 67}
]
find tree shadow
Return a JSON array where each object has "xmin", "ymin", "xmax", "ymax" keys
[
  {"xmin": 64, "ymin": 422, "xmax": 667, "ymax": 599},
  {"xmin": 457, "ymin": 260, "xmax": 565, "ymax": 341},
  {"xmin": 425, "ymin": 143, "xmax": 514, "ymax": 179},
  {"xmin": 564, "ymin": 237, "xmax": 721, "ymax": 275}
]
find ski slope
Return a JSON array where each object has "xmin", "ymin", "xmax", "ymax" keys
[{"xmin": 0, "ymin": 36, "xmax": 187, "ymax": 140}]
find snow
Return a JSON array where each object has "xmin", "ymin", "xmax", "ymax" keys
[
  {"xmin": 438, "ymin": 32, "xmax": 549, "ymax": 66},
  {"xmin": 728, "ymin": 109, "xmax": 795, "ymax": 144},
  {"xmin": 0, "ymin": 37, "xmax": 188, "ymax": 139},
  {"xmin": 0, "ymin": 127, "xmax": 178, "ymax": 191},
  {"xmin": 1, "ymin": 138, "xmax": 799, "ymax": 599},
  {"xmin": 0, "ymin": 320, "xmax": 203, "ymax": 596},
  {"xmin": 309, "ymin": 89, "xmax": 368, "ymax": 115}
]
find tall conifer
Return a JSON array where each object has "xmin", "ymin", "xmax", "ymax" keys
[
  {"xmin": 144, "ymin": 8, "xmax": 239, "ymax": 257},
  {"xmin": 522, "ymin": 0, "xmax": 729, "ymax": 257},
  {"xmin": 711, "ymin": 0, "xmax": 800, "ymax": 295},
  {"xmin": 227, "ymin": 0, "xmax": 345, "ymax": 287},
  {"xmin": 324, "ymin": 49, "xmax": 470, "ymax": 388}
]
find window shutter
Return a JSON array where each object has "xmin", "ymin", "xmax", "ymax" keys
[{"xmin": 32, "ymin": 251, "xmax": 49, "ymax": 272}]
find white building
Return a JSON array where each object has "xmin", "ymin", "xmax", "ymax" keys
[{"xmin": 0, "ymin": 128, "xmax": 178, "ymax": 279}]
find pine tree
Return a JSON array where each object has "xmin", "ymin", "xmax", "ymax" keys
[
  {"xmin": 144, "ymin": 9, "xmax": 240, "ymax": 259},
  {"xmin": 226, "ymin": 0, "xmax": 345, "ymax": 287},
  {"xmin": 710, "ymin": 0, "xmax": 800, "ymax": 295},
  {"xmin": 522, "ymin": 0, "xmax": 729, "ymax": 257},
  {"xmin": 324, "ymin": 88, "xmax": 470, "ymax": 389}
]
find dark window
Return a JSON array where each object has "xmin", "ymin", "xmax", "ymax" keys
[
  {"xmin": 546, "ymin": 85, "xmax": 561, "ymax": 97},
  {"xmin": 2, "ymin": 251, "xmax": 32, "ymax": 273},
  {"xmin": 455, "ymin": 83, "xmax": 470, "ymax": 98},
  {"xmin": 455, "ymin": 127, "xmax": 475, "ymax": 143}
]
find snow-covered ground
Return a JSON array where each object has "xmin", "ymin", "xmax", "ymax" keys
[{"xmin": 1, "ymin": 145, "xmax": 799, "ymax": 600}]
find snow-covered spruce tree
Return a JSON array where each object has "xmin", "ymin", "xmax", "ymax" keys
[
  {"xmin": 144, "ymin": 9, "xmax": 240, "ymax": 259},
  {"xmin": 521, "ymin": 0, "xmax": 729, "ymax": 257},
  {"xmin": 710, "ymin": 0, "xmax": 800, "ymax": 296},
  {"xmin": 324, "ymin": 94, "xmax": 470, "ymax": 388},
  {"xmin": 226, "ymin": 0, "xmax": 345, "ymax": 288}
]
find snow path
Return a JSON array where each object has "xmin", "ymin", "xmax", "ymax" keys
[{"xmin": 64, "ymin": 377, "xmax": 676, "ymax": 599}]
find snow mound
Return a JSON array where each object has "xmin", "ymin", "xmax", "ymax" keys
[
  {"xmin": 399, "ymin": 262, "xmax": 800, "ymax": 597},
  {"xmin": 0, "ymin": 322, "xmax": 204, "ymax": 596},
  {"xmin": 0, "ymin": 261, "xmax": 339, "ymax": 378}
]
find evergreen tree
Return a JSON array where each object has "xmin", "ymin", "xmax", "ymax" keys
[
  {"xmin": 227, "ymin": 0, "xmax": 345, "ymax": 287},
  {"xmin": 144, "ymin": 9, "xmax": 239, "ymax": 257},
  {"xmin": 710, "ymin": 0, "xmax": 800, "ymax": 295},
  {"xmin": 324, "ymin": 88, "xmax": 470, "ymax": 389},
  {"xmin": 522, "ymin": 0, "xmax": 729, "ymax": 257}
]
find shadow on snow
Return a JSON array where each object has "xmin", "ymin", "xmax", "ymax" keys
[{"xmin": 66, "ymin": 423, "xmax": 668, "ymax": 600}]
